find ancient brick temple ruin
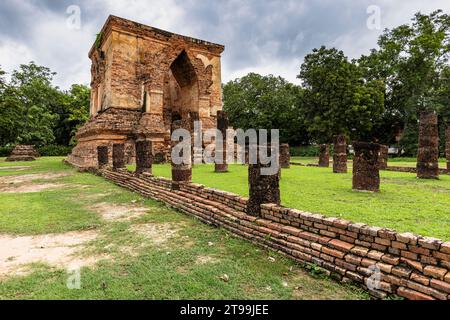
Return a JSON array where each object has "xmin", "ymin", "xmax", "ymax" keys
[
  {"xmin": 67, "ymin": 16, "xmax": 224, "ymax": 169},
  {"xmin": 417, "ymin": 112, "xmax": 439, "ymax": 179},
  {"xmin": 6, "ymin": 145, "xmax": 39, "ymax": 162}
]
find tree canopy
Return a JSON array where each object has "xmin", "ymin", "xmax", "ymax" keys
[
  {"xmin": 223, "ymin": 73, "xmax": 310, "ymax": 145},
  {"xmin": 0, "ymin": 62, "xmax": 90, "ymax": 147},
  {"xmin": 298, "ymin": 46, "xmax": 384, "ymax": 143}
]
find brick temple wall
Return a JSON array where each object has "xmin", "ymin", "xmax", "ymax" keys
[{"xmin": 98, "ymin": 168, "xmax": 450, "ymax": 300}]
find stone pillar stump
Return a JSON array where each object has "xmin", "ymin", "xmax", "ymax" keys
[
  {"xmin": 171, "ymin": 120, "xmax": 192, "ymax": 190},
  {"xmin": 417, "ymin": 112, "xmax": 439, "ymax": 179},
  {"xmin": 112, "ymin": 143, "xmax": 125, "ymax": 171},
  {"xmin": 247, "ymin": 146, "xmax": 281, "ymax": 217},
  {"xmin": 378, "ymin": 145, "xmax": 389, "ymax": 170},
  {"xmin": 352, "ymin": 142, "xmax": 381, "ymax": 192},
  {"xmin": 135, "ymin": 140, "xmax": 153, "ymax": 174},
  {"xmin": 215, "ymin": 111, "xmax": 229, "ymax": 173},
  {"xmin": 97, "ymin": 146, "xmax": 109, "ymax": 169},
  {"xmin": 333, "ymin": 135, "xmax": 348, "ymax": 173},
  {"xmin": 446, "ymin": 124, "xmax": 450, "ymax": 171},
  {"xmin": 318, "ymin": 144, "xmax": 330, "ymax": 167},
  {"xmin": 279, "ymin": 144, "xmax": 290, "ymax": 169}
]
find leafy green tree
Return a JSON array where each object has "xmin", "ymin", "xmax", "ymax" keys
[
  {"xmin": 359, "ymin": 10, "xmax": 450, "ymax": 151},
  {"xmin": 7, "ymin": 62, "xmax": 59, "ymax": 146},
  {"xmin": 0, "ymin": 62, "xmax": 90, "ymax": 148},
  {"xmin": 298, "ymin": 46, "xmax": 384, "ymax": 144},
  {"xmin": 65, "ymin": 84, "xmax": 91, "ymax": 145},
  {"xmin": 223, "ymin": 73, "xmax": 310, "ymax": 145}
]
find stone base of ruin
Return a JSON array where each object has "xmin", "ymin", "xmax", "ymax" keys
[
  {"xmin": 446, "ymin": 125, "xmax": 450, "ymax": 171},
  {"xmin": 136, "ymin": 140, "xmax": 153, "ymax": 174},
  {"xmin": 6, "ymin": 145, "xmax": 39, "ymax": 162},
  {"xmin": 378, "ymin": 145, "xmax": 389, "ymax": 170},
  {"xmin": 352, "ymin": 142, "xmax": 381, "ymax": 192},
  {"xmin": 247, "ymin": 157, "xmax": 281, "ymax": 217},
  {"xmin": 280, "ymin": 144, "xmax": 290, "ymax": 169},
  {"xmin": 333, "ymin": 135, "xmax": 348, "ymax": 173},
  {"xmin": 417, "ymin": 112, "xmax": 439, "ymax": 179},
  {"xmin": 318, "ymin": 144, "xmax": 330, "ymax": 167},
  {"xmin": 214, "ymin": 164, "xmax": 228, "ymax": 173}
]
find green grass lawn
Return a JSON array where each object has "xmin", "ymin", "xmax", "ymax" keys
[
  {"xmin": 0, "ymin": 157, "xmax": 368, "ymax": 300},
  {"xmin": 129, "ymin": 160, "xmax": 450, "ymax": 241},
  {"xmin": 290, "ymin": 156, "xmax": 448, "ymax": 168}
]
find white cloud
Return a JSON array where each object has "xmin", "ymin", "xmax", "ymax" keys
[{"xmin": 0, "ymin": 0, "xmax": 449, "ymax": 89}]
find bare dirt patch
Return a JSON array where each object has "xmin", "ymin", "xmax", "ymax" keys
[
  {"xmin": 0, "ymin": 183, "xmax": 65, "ymax": 193},
  {"xmin": 0, "ymin": 172, "xmax": 72, "ymax": 184},
  {"xmin": 0, "ymin": 230, "xmax": 103, "ymax": 278},
  {"xmin": 91, "ymin": 203, "xmax": 149, "ymax": 222},
  {"xmin": 130, "ymin": 223, "xmax": 181, "ymax": 246},
  {"xmin": 0, "ymin": 166, "xmax": 31, "ymax": 171},
  {"xmin": 196, "ymin": 255, "xmax": 220, "ymax": 265}
]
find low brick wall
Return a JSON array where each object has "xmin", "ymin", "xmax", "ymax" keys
[
  {"xmin": 385, "ymin": 166, "xmax": 449, "ymax": 175},
  {"xmin": 98, "ymin": 169, "xmax": 450, "ymax": 300}
]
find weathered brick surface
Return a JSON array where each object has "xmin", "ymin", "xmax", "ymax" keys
[
  {"xmin": 215, "ymin": 111, "xmax": 229, "ymax": 173},
  {"xmin": 67, "ymin": 15, "xmax": 224, "ymax": 169},
  {"xmin": 318, "ymin": 144, "xmax": 330, "ymax": 168},
  {"xmin": 417, "ymin": 112, "xmax": 439, "ymax": 179},
  {"xmin": 279, "ymin": 144, "xmax": 291, "ymax": 169},
  {"xmin": 247, "ymin": 146, "xmax": 281, "ymax": 216},
  {"xmin": 97, "ymin": 145, "xmax": 109, "ymax": 169},
  {"xmin": 333, "ymin": 135, "xmax": 347, "ymax": 173},
  {"xmin": 135, "ymin": 140, "xmax": 153, "ymax": 174},
  {"xmin": 378, "ymin": 145, "xmax": 389, "ymax": 170},
  {"xmin": 89, "ymin": 167, "xmax": 450, "ymax": 300},
  {"xmin": 446, "ymin": 125, "xmax": 450, "ymax": 171},
  {"xmin": 112, "ymin": 144, "xmax": 125, "ymax": 170},
  {"xmin": 6, "ymin": 145, "xmax": 39, "ymax": 162},
  {"xmin": 352, "ymin": 142, "xmax": 381, "ymax": 192}
]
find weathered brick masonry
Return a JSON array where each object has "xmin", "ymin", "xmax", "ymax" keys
[
  {"xmin": 417, "ymin": 112, "xmax": 440, "ymax": 179},
  {"xmin": 318, "ymin": 144, "xmax": 330, "ymax": 168},
  {"xmin": 67, "ymin": 15, "xmax": 224, "ymax": 169},
  {"xmin": 215, "ymin": 111, "xmax": 229, "ymax": 173},
  {"xmin": 333, "ymin": 135, "xmax": 348, "ymax": 173},
  {"xmin": 6, "ymin": 145, "xmax": 39, "ymax": 162},
  {"xmin": 97, "ymin": 146, "xmax": 109, "ymax": 169},
  {"xmin": 279, "ymin": 144, "xmax": 291, "ymax": 169},
  {"xmin": 352, "ymin": 142, "xmax": 381, "ymax": 192},
  {"xmin": 446, "ymin": 125, "xmax": 450, "ymax": 171},
  {"xmin": 378, "ymin": 145, "xmax": 389, "ymax": 170},
  {"xmin": 97, "ymin": 168, "xmax": 450, "ymax": 300}
]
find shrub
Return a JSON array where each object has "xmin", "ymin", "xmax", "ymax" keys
[
  {"xmin": 290, "ymin": 145, "xmax": 319, "ymax": 157},
  {"xmin": 38, "ymin": 145, "xmax": 73, "ymax": 157},
  {"xmin": 0, "ymin": 146, "xmax": 14, "ymax": 157}
]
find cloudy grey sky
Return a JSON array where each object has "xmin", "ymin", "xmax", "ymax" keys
[{"xmin": 0, "ymin": 0, "xmax": 449, "ymax": 89}]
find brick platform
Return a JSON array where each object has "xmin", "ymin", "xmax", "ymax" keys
[{"xmin": 6, "ymin": 145, "xmax": 39, "ymax": 162}]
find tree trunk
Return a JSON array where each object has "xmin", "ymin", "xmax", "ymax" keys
[{"xmin": 318, "ymin": 144, "xmax": 330, "ymax": 167}]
